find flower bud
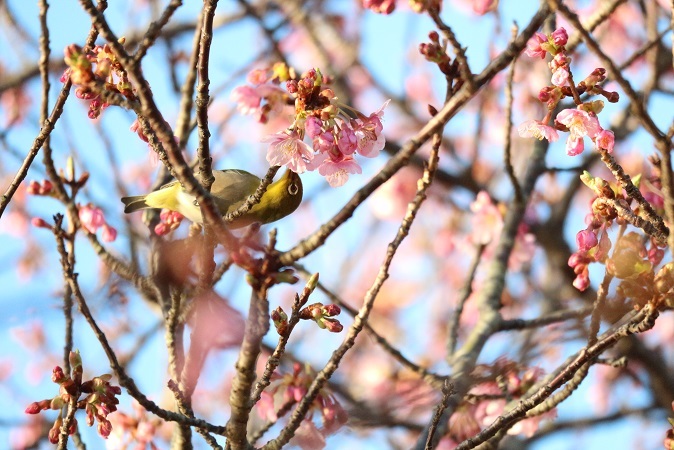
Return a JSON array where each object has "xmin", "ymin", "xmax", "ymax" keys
[
  {"xmin": 551, "ymin": 27, "xmax": 568, "ymax": 47},
  {"xmin": 25, "ymin": 401, "xmax": 43, "ymax": 414},
  {"xmin": 655, "ymin": 262, "xmax": 674, "ymax": 294},
  {"xmin": 302, "ymin": 273, "xmax": 320, "ymax": 298},
  {"xmin": 322, "ymin": 318, "xmax": 343, "ymax": 333},
  {"xmin": 52, "ymin": 366, "xmax": 68, "ymax": 384},
  {"xmin": 48, "ymin": 419, "xmax": 61, "ymax": 444},
  {"xmin": 322, "ymin": 304, "xmax": 341, "ymax": 317},
  {"xmin": 66, "ymin": 156, "xmax": 76, "ymax": 182}
]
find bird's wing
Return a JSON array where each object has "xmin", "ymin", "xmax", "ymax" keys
[{"xmin": 210, "ymin": 169, "xmax": 261, "ymax": 214}]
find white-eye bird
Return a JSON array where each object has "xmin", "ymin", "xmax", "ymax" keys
[{"xmin": 121, "ymin": 169, "xmax": 302, "ymax": 228}]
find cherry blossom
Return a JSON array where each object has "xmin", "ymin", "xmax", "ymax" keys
[
  {"xmin": 264, "ymin": 131, "xmax": 315, "ymax": 173},
  {"xmin": 517, "ymin": 119, "xmax": 559, "ymax": 142},
  {"xmin": 317, "ymin": 155, "xmax": 362, "ymax": 187}
]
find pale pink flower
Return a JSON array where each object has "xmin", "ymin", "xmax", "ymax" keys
[
  {"xmin": 78, "ymin": 204, "xmax": 106, "ymax": 233},
  {"xmin": 129, "ymin": 118, "xmax": 148, "ymax": 142},
  {"xmin": 317, "ymin": 156, "xmax": 362, "ymax": 187},
  {"xmin": 320, "ymin": 395, "xmax": 348, "ymax": 434},
  {"xmin": 566, "ymin": 136, "xmax": 584, "ymax": 156},
  {"xmin": 517, "ymin": 120, "xmax": 559, "ymax": 142},
  {"xmin": 0, "ymin": 210, "xmax": 30, "ymax": 237},
  {"xmin": 257, "ymin": 391, "xmax": 278, "ymax": 422},
  {"xmin": 186, "ymin": 290, "xmax": 244, "ymax": 350},
  {"xmin": 354, "ymin": 100, "xmax": 389, "ymax": 157},
  {"xmin": 1, "ymin": 86, "xmax": 31, "ymax": 126},
  {"xmin": 549, "ymin": 52, "xmax": 570, "ymax": 72},
  {"xmin": 556, "ymin": 109, "xmax": 601, "ymax": 139},
  {"xmin": 472, "ymin": 0, "xmax": 498, "ymax": 15},
  {"xmin": 551, "ymin": 67, "xmax": 569, "ymax": 87},
  {"xmin": 448, "ymin": 404, "xmax": 481, "ymax": 442},
  {"xmin": 556, "ymin": 108, "xmax": 601, "ymax": 154},
  {"xmin": 470, "ymin": 191, "xmax": 503, "ymax": 245},
  {"xmin": 10, "ymin": 321, "xmax": 46, "ymax": 351},
  {"xmin": 264, "ymin": 131, "xmax": 314, "ymax": 173},
  {"xmin": 509, "ymin": 227, "xmax": 537, "ymax": 271},
  {"xmin": 511, "ymin": 410, "xmax": 557, "ymax": 437},
  {"xmin": 290, "ymin": 419, "xmax": 326, "ymax": 450},
  {"xmin": 247, "ymin": 68, "xmax": 270, "ymax": 85},
  {"xmin": 230, "ymin": 85, "xmax": 262, "ymax": 115},
  {"xmin": 370, "ymin": 167, "xmax": 420, "ymax": 220},
  {"xmin": 594, "ymin": 128, "xmax": 615, "ymax": 153},
  {"xmin": 10, "ymin": 416, "xmax": 42, "ymax": 449},
  {"xmin": 231, "ymin": 83, "xmax": 286, "ymax": 120},
  {"xmin": 524, "ymin": 32, "xmax": 547, "ymax": 59}
]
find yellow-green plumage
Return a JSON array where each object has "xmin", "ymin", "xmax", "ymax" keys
[{"xmin": 121, "ymin": 169, "xmax": 302, "ymax": 229}]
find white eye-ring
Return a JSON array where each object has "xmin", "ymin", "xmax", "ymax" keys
[{"xmin": 287, "ymin": 183, "xmax": 299, "ymax": 195}]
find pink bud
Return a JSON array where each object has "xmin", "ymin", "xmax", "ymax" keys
[
  {"xmin": 322, "ymin": 304, "xmax": 341, "ymax": 316},
  {"xmin": 27, "ymin": 180, "xmax": 40, "ymax": 195},
  {"xmin": 25, "ymin": 402, "xmax": 42, "ymax": 414},
  {"xmin": 551, "ymin": 27, "xmax": 568, "ymax": 46},
  {"xmin": 79, "ymin": 204, "xmax": 105, "ymax": 233},
  {"xmin": 595, "ymin": 129, "xmax": 615, "ymax": 153},
  {"xmin": 305, "ymin": 116, "xmax": 323, "ymax": 139},
  {"xmin": 31, "ymin": 217, "xmax": 52, "ymax": 229},
  {"xmin": 154, "ymin": 223, "xmax": 170, "ymax": 236},
  {"xmin": 576, "ymin": 228, "xmax": 598, "ymax": 251},
  {"xmin": 41, "ymin": 180, "xmax": 53, "ymax": 194},
  {"xmin": 573, "ymin": 271, "xmax": 590, "ymax": 291},
  {"xmin": 101, "ymin": 224, "xmax": 117, "ymax": 242},
  {"xmin": 98, "ymin": 419, "xmax": 112, "ymax": 438},
  {"xmin": 323, "ymin": 318, "xmax": 344, "ymax": 333},
  {"xmin": 52, "ymin": 366, "xmax": 67, "ymax": 384}
]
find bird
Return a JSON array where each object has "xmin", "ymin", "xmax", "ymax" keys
[{"xmin": 121, "ymin": 169, "xmax": 302, "ymax": 229}]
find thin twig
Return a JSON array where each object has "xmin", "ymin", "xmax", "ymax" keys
[
  {"xmin": 279, "ymin": 4, "xmax": 551, "ymax": 266},
  {"xmin": 446, "ymin": 244, "xmax": 486, "ymax": 357},
  {"xmin": 425, "ymin": 380, "xmax": 454, "ymax": 450},
  {"xmin": 263, "ymin": 125, "xmax": 442, "ymax": 450}
]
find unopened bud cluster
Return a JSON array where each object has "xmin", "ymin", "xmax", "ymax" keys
[
  {"xmin": 63, "ymin": 39, "xmax": 135, "ymax": 119},
  {"xmin": 25, "ymin": 350, "xmax": 122, "ymax": 442}
]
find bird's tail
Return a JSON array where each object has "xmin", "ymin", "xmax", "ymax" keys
[{"xmin": 121, "ymin": 195, "xmax": 150, "ymax": 213}]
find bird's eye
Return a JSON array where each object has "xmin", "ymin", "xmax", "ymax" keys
[{"xmin": 287, "ymin": 183, "xmax": 299, "ymax": 196}]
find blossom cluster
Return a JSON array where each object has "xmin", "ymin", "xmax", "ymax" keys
[
  {"xmin": 154, "ymin": 209, "xmax": 184, "ymax": 236},
  {"xmin": 231, "ymin": 64, "xmax": 389, "ymax": 187},
  {"xmin": 26, "ymin": 171, "xmax": 118, "ymax": 243},
  {"xmin": 361, "ymin": 0, "xmax": 442, "ymax": 14},
  {"xmin": 272, "ymin": 302, "xmax": 344, "ymax": 334},
  {"xmin": 62, "ymin": 40, "xmax": 136, "ymax": 119},
  {"xmin": 106, "ymin": 401, "xmax": 163, "ymax": 450},
  {"xmin": 448, "ymin": 359, "xmax": 556, "ymax": 442},
  {"xmin": 419, "ymin": 31, "xmax": 460, "ymax": 77},
  {"xmin": 256, "ymin": 363, "xmax": 347, "ymax": 448},
  {"xmin": 568, "ymin": 172, "xmax": 666, "ymax": 293},
  {"xmin": 518, "ymin": 27, "xmax": 618, "ymax": 157},
  {"xmin": 25, "ymin": 351, "xmax": 122, "ymax": 442},
  {"xmin": 78, "ymin": 203, "xmax": 118, "ymax": 242}
]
